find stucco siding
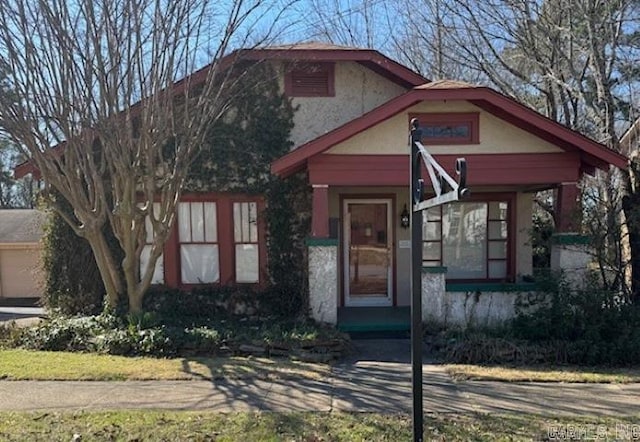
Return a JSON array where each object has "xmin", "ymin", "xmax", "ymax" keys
[
  {"xmin": 274, "ymin": 61, "xmax": 408, "ymax": 148},
  {"xmin": 0, "ymin": 247, "xmax": 43, "ymax": 298},
  {"xmin": 326, "ymin": 101, "xmax": 563, "ymax": 155}
]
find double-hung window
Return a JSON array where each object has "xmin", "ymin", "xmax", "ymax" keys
[
  {"xmin": 233, "ymin": 201, "xmax": 260, "ymax": 283},
  {"xmin": 178, "ymin": 201, "xmax": 219, "ymax": 284},
  {"xmin": 423, "ymin": 199, "xmax": 510, "ymax": 280}
]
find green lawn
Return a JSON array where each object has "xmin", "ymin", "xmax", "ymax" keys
[
  {"xmin": 445, "ymin": 364, "xmax": 640, "ymax": 383},
  {"xmin": 0, "ymin": 410, "xmax": 638, "ymax": 441},
  {"xmin": 0, "ymin": 349, "xmax": 329, "ymax": 381}
]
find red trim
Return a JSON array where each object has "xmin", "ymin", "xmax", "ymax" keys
[
  {"xmin": 271, "ymin": 87, "xmax": 628, "ymax": 177},
  {"xmin": 14, "ymin": 46, "xmax": 426, "ymax": 179},
  {"xmin": 238, "ymin": 48, "xmax": 428, "ymax": 88},
  {"xmin": 161, "ymin": 192, "xmax": 266, "ymax": 289},
  {"xmin": 308, "ymin": 153, "xmax": 581, "ymax": 186},
  {"xmin": 164, "ymin": 222, "xmax": 179, "ymax": 287},
  {"xmin": 284, "ymin": 62, "xmax": 335, "ymax": 97},
  {"xmin": 556, "ymin": 183, "xmax": 580, "ymax": 232},
  {"xmin": 424, "ymin": 193, "xmax": 517, "ymax": 282},
  {"xmin": 311, "ymin": 186, "xmax": 330, "ymax": 237},
  {"xmin": 409, "ymin": 112, "xmax": 479, "ymax": 145},
  {"xmin": 339, "ymin": 194, "xmax": 396, "ymax": 307}
]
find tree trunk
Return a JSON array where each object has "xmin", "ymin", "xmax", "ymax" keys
[{"xmin": 85, "ymin": 231, "xmax": 123, "ymax": 309}]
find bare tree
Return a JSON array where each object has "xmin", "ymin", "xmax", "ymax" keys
[
  {"xmin": 400, "ymin": 0, "xmax": 640, "ymax": 296},
  {"xmin": 0, "ymin": 0, "xmax": 286, "ymax": 313},
  {"xmin": 290, "ymin": 0, "xmax": 397, "ymax": 49}
]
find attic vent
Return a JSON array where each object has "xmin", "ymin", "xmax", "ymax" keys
[{"xmin": 285, "ymin": 62, "xmax": 335, "ymax": 97}]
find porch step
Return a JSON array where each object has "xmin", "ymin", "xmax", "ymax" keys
[{"xmin": 337, "ymin": 306, "xmax": 410, "ymax": 333}]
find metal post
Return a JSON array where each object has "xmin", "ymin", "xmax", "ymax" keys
[{"xmin": 409, "ymin": 119, "xmax": 423, "ymax": 442}]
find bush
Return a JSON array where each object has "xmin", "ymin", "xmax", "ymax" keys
[
  {"xmin": 433, "ymin": 272, "xmax": 640, "ymax": 366},
  {"xmin": 8, "ymin": 312, "xmax": 347, "ymax": 360},
  {"xmin": 143, "ymin": 286, "xmax": 260, "ymax": 326}
]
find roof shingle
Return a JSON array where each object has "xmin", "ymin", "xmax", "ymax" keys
[{"xmin": 0, "ymin": 210, "xmax": 46, "ymax": 243}]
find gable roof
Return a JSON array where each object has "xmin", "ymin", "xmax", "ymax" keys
[
  {"xmin": 14, "ymin": 42, "xmax": 427, "ymax": 179},
  {"xmin": 0, "ymin": 210, "xmax": 46, "ymax": 244},
  {"xmin": 271, "ymin": 83, "xmax": 629, "ymax": 177},
  {"xmin": 234, "ymin": 42, "xmax": 428, "ymax": 89}
]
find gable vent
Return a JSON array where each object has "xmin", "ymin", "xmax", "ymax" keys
[{"xmin": 285, "ymin": 63, "xmax": 335, "ymax": 97}]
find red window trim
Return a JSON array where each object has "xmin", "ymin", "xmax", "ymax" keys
[
  {"xmin": 231, "ymin": 199, "xmax": 262, "ymax": 284},
  {"xmin": 177, "ymin": 201, "xmax": 220, "ymax": 285},
  {"xmin": 409, "ymin": 112, "xmax": 480, "ymax": 145},
  {"xmin": 284, "ymin": 62, "xmax": 335, "ymax": 97},
  {"xmin": 162, "ymin": 193, "xmax": 267, "ymax": 289},
  {"xmin": 422, "ymin": 192, "xmax": 516, "ymax": 282}
]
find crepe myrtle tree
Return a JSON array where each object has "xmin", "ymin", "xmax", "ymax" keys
[{"xmin": 0, "ymin": 0, "xmax": 287, "ymax": 313}]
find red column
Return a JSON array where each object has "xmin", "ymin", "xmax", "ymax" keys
[
  {"xmin": 311, "ymin": 184, "xmax": 329, "ymax": 238},
  {"xmin": 556, "ymin": 182, "xmax": 580, "ymax": 232}
]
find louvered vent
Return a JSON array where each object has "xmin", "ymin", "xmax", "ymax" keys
[{"xmin": 285, "ymin": 63, "xmax": 335, "ymax": 97}]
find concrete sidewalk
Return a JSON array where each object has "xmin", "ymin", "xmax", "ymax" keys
[{"xmin": 2, "ymin": 360, "xmax": 640, "ymax": 415}]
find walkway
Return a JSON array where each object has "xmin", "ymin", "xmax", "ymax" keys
[{"xmin": 2, "ymin": 340, "xmax": 640, "ymax": 415}]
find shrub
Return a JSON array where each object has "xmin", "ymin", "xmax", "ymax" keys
[
  {"xmin": 434, "ymin": 272, "xmax": 640, "ymax": 366},
  {"xmin": 9, "ymin": 312, "xmax": 347, "ymax": 360}
]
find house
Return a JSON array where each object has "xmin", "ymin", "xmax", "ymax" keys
[
  {"xmin": 0, "ymin": 209, "xmax": 46, "ymax": 302},
  {"xmin": 15, "ymin": 42, "xmax": 628, "ymax": 328}
]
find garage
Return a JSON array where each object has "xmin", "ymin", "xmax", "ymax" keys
[{"xmin": 0, "ymin": 210, "xmax": 46, "ymax": 300}]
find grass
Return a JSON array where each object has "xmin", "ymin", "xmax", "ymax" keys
[
  {"xmin": 0, "ymin": 349, "xmax": 330, "ymax": 381},
  {"xmin": 0, "ymin": 410, "xmax": 639, "ymax": 441},
  {"xmin": 445, "ymin": 364, "xmax": 640, "ymax": 383}
]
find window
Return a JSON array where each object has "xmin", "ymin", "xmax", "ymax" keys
[
  {"xmin": 233, "ymin": 201, "xmax": 259, "ymax": 283},
  {"xmin": 140, "ymin": 203, "xmax": 164, "ymax": 284},
  {"xmin": 423, "ymin": 200, "xmax": 510, "ymax": 280},
  {"xmin": 178, "ymin": 201, "xmax": 219, "ymax": 284},
  {"xmin": 409, "ymin": 113, "xmax": 479, "ymax": 145},
  {"xmin": 285, "ymin": 62, "xmax": 335, "ymax": 97}
]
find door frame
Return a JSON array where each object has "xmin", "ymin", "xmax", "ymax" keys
[{"xmin": 341, "ymin": 196, "xmax": 395, "ymax": 307}]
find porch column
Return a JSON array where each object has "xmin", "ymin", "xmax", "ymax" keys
[
  {"xmin": 551, "ymin": 182, "xmax": 590, "ymax": 285},
  {"xmin": 311, "ymin": 184, "xmax": 329, "ymax": 238},
  {"xmin": 556, "ymin": 182, "xmax": 580, "ymax": 232}
]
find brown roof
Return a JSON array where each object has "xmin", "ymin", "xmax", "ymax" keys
[
  {"xmin": 415, "ymin": 79, "xmax": 478, "ymax": 89},
  {"xmin": 0, "ymin": 210, "xmax": 46, "ymax": 243},
  {"xmin": 262, "ymin": 41, "xmax": 364, "ymax": 51}
]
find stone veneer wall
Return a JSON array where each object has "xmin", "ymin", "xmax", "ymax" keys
[{"xmin": 307, "ymin": 239, "xmax": 339, "ymax": 324}]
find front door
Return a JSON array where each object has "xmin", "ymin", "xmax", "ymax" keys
[{"xmin": 343, "ymin": 199, "xmax": 393, "ymax": 306}]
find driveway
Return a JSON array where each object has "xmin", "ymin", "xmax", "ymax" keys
[{"xmin": 0, "ymin": 306, "xmax": 45, "ymax": 326}]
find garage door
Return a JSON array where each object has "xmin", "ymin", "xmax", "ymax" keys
[{"xmin": 0, "ymin": 248, "xmax": 43, "ymax": 298}]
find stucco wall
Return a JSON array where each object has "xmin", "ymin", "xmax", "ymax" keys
[
  {"xmin": 308, "ymin": 244, "xmax": 339, "ymax": 324},
  {"xmin": 327, "ymin": 101, "xmax": 563, "ymax": 155},
  {"xmin": 429, "ymin": 289, "xmax": 528, "ymax": 328},
  {"xmin": 0, "ymin": 246, "xmax": 43, "ymax": 298},
  {"xmin": 273, "ymin": 61, "xmax": 408, "ymax": 148}
]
